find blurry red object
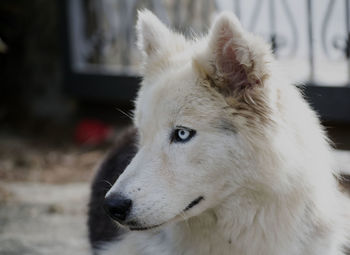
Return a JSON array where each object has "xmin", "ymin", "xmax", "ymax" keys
[{"xmin": 75, "ymin": 119, "xmax": 113, "ymax": 145}]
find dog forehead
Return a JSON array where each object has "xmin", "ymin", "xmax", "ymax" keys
[
  {"xmin": 135, "ymin": 67, "xmax": 224, "ymax": 129},
  {"xmin": 135, "ymin": 71, "xmax": 193, "ymax": 124}
]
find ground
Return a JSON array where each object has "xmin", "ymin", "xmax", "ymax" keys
[
  {"xmin": 0, "ymin": 129, "xmax": 350, "ymax": 255},
  {"xmin": 0, "ymin": 182, "xmax": 90, "ymax": 255},
  {"xmin": 0, "ymin": 130, "xmax": 109, "ymax": 255}
]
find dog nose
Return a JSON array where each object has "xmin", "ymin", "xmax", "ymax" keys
[{"xmin": 104, "ymin": 194, "xmax": 132, "ymax": 223}]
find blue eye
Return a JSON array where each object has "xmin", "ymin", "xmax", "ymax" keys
[{"xmin": 171, "ymin": 127, "xmax": 196, "ymax": 143}]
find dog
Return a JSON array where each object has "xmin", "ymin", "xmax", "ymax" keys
[{"xmin": 88, "ymin": 10, "xmax": 350, "ymax": 255}]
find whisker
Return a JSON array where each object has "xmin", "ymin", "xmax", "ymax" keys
[
  {"xmin": 116, "ymin": 108, "xmax": 133, "ymax": 120},
  {"xmin": 180, "ymin": 211, "xmax": 191, "ymax": 233},
  {"xmin": 101, "ymin": 179, "xmax": 113, "ymax": 188}
]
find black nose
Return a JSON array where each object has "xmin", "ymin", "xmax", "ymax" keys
[{"xmin": 104, "ymin": 194, "xmax": 132, "ymax": 223}]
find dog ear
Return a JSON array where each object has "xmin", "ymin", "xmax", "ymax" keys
[
  {"xmin": 193, "ymin": 12, "xmax": 272, "ymax": 97},
  {"xmin": 136, "ymin": 9, "xmax": 171, "ymax": 57},
  {"xmin": 136, "ymin": 9, "xmax": 187, "ymax": 74}
]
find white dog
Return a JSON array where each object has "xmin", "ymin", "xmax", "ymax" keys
[{"xmin": 96, "ymin": 10, "xmax": 350, "ymax": 255}]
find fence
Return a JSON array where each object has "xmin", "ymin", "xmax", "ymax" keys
[{"xmin": 60, "ymin": 0, "xmax": 350, "ymax": 122}]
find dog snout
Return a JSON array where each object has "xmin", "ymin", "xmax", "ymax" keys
[{"xmin": 104, "ymin": 193, "xmax": 133, "ymax": 223}]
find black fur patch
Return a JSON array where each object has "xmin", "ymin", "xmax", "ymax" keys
[{"xmin": 88, "ymin": 127, "xmax": 137, "ymax": 252}]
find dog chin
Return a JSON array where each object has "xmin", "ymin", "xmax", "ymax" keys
[{"xmin": 124, "ymin": 212, "xmax": 184, "ymax": 232}]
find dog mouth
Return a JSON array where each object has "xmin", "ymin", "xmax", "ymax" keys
[
  {"xmin": 184, "ymin": 196, "xmax": 204, "ymax": 211},
  {"xmin": 126, "ymin": 196, "xmax": 204, "ymax": 231},
  {"xmin": 128, "ymin": 222, "xmax": 162, "ymax": 231}
]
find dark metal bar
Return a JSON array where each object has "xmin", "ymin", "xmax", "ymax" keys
[
  {"xmin": 345, "ymin": 0, "xmax": 350, "ymax": 41},
  {"xmin": 321, "ymin": 0, "xmax": 335, "ymax": 57},
  {"xmin": 306, "ymin": 0, "xmax": 315, "ymax": 82},
  {"xmin": 269, "ymin": 0, "xmax": 277, "ymax": 55},
  {"xmin": 345, "ymin": 0, "xmax": 350, "ymax": 85}
]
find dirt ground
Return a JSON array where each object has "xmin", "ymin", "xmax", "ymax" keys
[
  {"xmin": 0, "ymin": 182, "xmax": 90, "ymax": 255},
  {"xmin": 0, "ymin": 134, "xmax": 107, "ymax": 184},
  {"xmin": 0, "ymin": 132, "xmax": 108, "ymax": 255},
  {"xmin": 1, "ymin": 131, "xmax": 350, "ymax": 255}
]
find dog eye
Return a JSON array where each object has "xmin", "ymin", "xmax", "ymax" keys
[{"xmin": 171, "ymin": 127, "xmax": 196, "ymax": 143}]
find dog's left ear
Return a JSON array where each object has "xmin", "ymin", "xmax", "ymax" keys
[
  {"xmin": 136, "ymin": 10, "xmax": 172, "ymax": 57},
  {"xmin": 136, "ymin": 9, "xmax": 186, "ymax": 72},
  {"xmin": 194, "ymin": 12, "xmax": 272, "ymax": 97}
]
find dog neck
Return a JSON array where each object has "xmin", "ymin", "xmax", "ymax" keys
[{"xmin": 168, "ymin": 186, "xmax": 333, "ymax": 255}]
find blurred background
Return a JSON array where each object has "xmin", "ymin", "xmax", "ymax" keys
[{"xmin": 1, "ymin": 0, "xmax": 350, "ymax": 254}]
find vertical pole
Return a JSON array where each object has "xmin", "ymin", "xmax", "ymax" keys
[
  {"xmin": 234, "ymin": 0, "xmax": 241, "ymax": 20},
  {"xmin": 307, "ymin": 0, "xmax": 315, "ymax": 83},
  {"xmin": 345, "ymin": 0, "xmax": 350, "ymax": 85},
  {"xmin": 269, "ymin": 0, "xmax": 277, "ymax": 55}
]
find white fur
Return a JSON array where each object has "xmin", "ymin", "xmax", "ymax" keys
[{"xmin": 99, "ymin": 10, "xmax": 350, "ymax": 255}]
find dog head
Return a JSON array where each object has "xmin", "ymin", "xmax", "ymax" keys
[{"xmin": 105, "ymin": 10, "xmax": 315, "ymax": 231}]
